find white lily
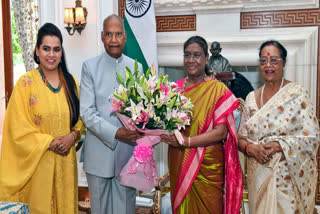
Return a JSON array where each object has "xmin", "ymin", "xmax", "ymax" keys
[{"xmin": 125, "ymin": 100, "xmax": 144, "ymax": 121}]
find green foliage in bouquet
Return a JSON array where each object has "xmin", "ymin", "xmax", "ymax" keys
[{"xmin": 111, "ymin": 60, "xmax": 193, "ymax": 132}]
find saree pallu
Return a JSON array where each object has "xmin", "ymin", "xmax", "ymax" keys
[
  {"xmin": 168, "ymin": 79, "xmax": 243, "ymax": 214},
  {"xmin": 238, "ymin": 83, "xmax": 320, "ymax": 214}
]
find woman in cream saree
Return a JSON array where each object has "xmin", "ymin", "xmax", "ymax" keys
[
  {"xmin": 239, "ymin": 82, "xmax": 319, "ymax": 214},
  {"xmin": 239, "ymin": 40, "xmax": 320, "ymax": 214}
]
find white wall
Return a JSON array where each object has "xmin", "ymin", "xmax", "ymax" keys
[{"xmin": 39, "ymin": 0, "xmax": 116, "ymax": 82}]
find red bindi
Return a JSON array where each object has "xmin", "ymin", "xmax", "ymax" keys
[{"xmin": 267, "ymin": 52, "xmax": 270, "ymax": 56}]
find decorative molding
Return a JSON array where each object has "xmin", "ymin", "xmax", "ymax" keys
[
  {"xmin": 241, "ymin": 9, "xmax": 320, "ymax": 29},
  {"xmin": 118, "ymin": 0, "xmax": 196, "ymax": 32},
  {"xmin": 156, "ymin": 15, "xmax": 196, "ymax": 32},
  {"xmin": 153, "ymin": 0, "xmax": 318, "ymax": 15}
]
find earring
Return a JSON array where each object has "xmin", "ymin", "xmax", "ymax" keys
[{"xmin": 36, "ymin": 55, "xmax": 39, "ymax": 62}]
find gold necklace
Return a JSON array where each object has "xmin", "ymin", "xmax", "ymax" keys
[
  {"xmin": 182, "ymin": 74, "xmax": 206, "ymax": 91},
  {"xmin": 260, "ymin": 78, "xmax": 284, "ymax": 107}
]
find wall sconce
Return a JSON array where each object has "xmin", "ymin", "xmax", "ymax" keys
[{"xmin": 64, "ymin": 0, "xmax": 88, "ymax": 35}]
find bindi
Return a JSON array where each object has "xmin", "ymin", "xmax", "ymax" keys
[{"xmin": 267, "ymin": 52, "xmax": 270, "ymax": 56}]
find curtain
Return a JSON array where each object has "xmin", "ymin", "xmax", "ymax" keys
[{"xmin": 12, "ymin": 0, "xmax": 39, "ymax": 72}]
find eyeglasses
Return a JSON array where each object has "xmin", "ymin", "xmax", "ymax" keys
[
  {"xmin": 184, "ymin": 53, "xmax": 204, "ymax": 60},
  {"xmin": 259, "ymin": 56, "xmax": 282, "ymax": 66},
  {"xmin": 103, "ymin": 32, "xmax": 124, "ymax": 38}
]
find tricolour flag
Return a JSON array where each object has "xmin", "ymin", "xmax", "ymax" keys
[{"xmin": 123, "ymin": 0, "xmax": 158, "ymax": 73}]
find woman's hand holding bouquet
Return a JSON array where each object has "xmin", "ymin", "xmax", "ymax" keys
[{"xmin": 110, "ymin": 61, "xmax": 193, "ymax": 192}]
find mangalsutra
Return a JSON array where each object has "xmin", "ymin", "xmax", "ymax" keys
[{"xmin": 260, "ymin": 78, "xmax": 284, "ymax": 107}]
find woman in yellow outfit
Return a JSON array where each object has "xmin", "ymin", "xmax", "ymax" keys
[{"xmin": 0, "ymin": 23, "xmax": 84, "ymax": 213}]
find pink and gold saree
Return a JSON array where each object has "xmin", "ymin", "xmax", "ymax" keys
[{"xmin": 168, "ymin": 79, "xmax": 243, "ymax": 214}]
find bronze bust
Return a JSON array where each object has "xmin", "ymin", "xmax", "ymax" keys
[{"xmin": 208, "ymin": 41, "xmax": 232, "ymax": 73}]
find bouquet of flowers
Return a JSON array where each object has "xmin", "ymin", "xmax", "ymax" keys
[{"xmin": 110, "ymin": 60, "xmax": 193, "ymax": 192}]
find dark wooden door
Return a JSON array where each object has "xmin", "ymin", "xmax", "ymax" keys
[{"xmin": 2, "ymin": 0, "xmax": 13, "ymax": 106}]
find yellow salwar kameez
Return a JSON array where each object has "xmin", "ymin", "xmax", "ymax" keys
[{"xmin": 0, "ymin": 69, "xmax": 84, "ymax": 214}]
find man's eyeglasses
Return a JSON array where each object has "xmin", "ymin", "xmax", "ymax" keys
[
  {"xmin": 103, "ymin": 32, "xmax": 124, "ymax": 38},
  {"xmin": 259, "ymin": 56, "xmax": 282, "ymax": 66},
  {"xmin": 184, "ymin": 53, "xmax": 204, "ymax": 60}
]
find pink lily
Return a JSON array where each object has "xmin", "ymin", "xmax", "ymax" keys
[
  {"xmin": 176, "ymin": 111, "xmax": 190, "ymax": 130},
  {"xmin": 110, "ymin": 98, "xmax": 123, "ymax": 112},
  {"xmin": 136, "ymin": 110, "xmax": 150, "ymax": 129},
  {"xmin": 159, "ymin": 83, "xmax": 170, "ymax": 96}
]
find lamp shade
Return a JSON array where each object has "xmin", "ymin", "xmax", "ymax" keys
[
  {"xmin": 64, "ymin": 8, "xmax": 74, "ymax": 24},
  {"xmin": 75, "ymin": 7, "xmax": 85, "ymax": 24}
]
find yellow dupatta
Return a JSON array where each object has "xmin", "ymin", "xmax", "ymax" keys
[{"xmin": 0, "ymin": 69, "xmax": 84, "ymax": 213}]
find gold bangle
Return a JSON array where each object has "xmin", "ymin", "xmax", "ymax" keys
[
  {"xmin": 246, "ymin": 143, "xmax": 253, "ymax": 156},
  {"xmin": 188, "ymin": 137, "xmax": 191, "ymax": 147},
  {"xmin": 70, "ymin": 132, "xmax": 76, "ymax": 143}
]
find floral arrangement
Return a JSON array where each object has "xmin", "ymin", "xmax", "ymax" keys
[
  {"xmin": 110, "ymin": 60, "xmax": 193, "ymax": 133},
  {"xmin": 110, "ymin": 61, "xmax": 193, "ymax": 192}
]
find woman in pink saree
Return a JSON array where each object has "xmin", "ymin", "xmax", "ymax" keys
[
  {"xmin": 238, "ymin": 40, "xmax": 320, "ymax": 214},
  {"xmin": 160, "ymin": 36, "xmax": 243, "ymax": 214}
]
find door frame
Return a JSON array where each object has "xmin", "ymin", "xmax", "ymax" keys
[{"xmin": 2, "ymin": 0, "xmax": 13, "ymax": 106}]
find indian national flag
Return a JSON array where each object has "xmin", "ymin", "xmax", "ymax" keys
[{"xmin": 123, "ymin": 0, "xmax": 158, "ymax": 73}]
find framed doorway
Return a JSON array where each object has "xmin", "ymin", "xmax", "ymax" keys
[
  {"xmin": 2, "ymin": 0, "xmax": 13, "ymax": 106},
  {"xmin": 0, "ymin": 0, "xmax": 13, "ymax": 146}
]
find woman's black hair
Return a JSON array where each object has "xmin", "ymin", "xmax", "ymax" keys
[
  {"xmin": 183, "ymin": 36, "xmax": 209, "ymax": 57},
  {"xmin": 259, "ymin": 40, "xmax": 287, "ymax": 61},
  {"xmin": 33, "ymin": 23, "xmax": 79, "ymax": 129}
]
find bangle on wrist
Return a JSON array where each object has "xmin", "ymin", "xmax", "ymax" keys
[
  {"xmin": 188, "ymin": 136, "xmax": 191, "ymax": 147},
  {"xmin": 243, "ymin": 142, "xmax": 252, "ymax": 156},
  {"xmin": 70, "ymin": 132, "xmax": 76, "ymax": 143},
  {"xmin": 246, "ymin": 143, "xmax": 254, "ymax": 156}
]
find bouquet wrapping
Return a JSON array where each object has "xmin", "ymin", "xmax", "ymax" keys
[
  {"xmin": 117, "ymin": 113, "xmax": 169, "ymax": 192},
  {"xmin": 110, "ymin": 61, "xmax": 193, "ymax": 192}
]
